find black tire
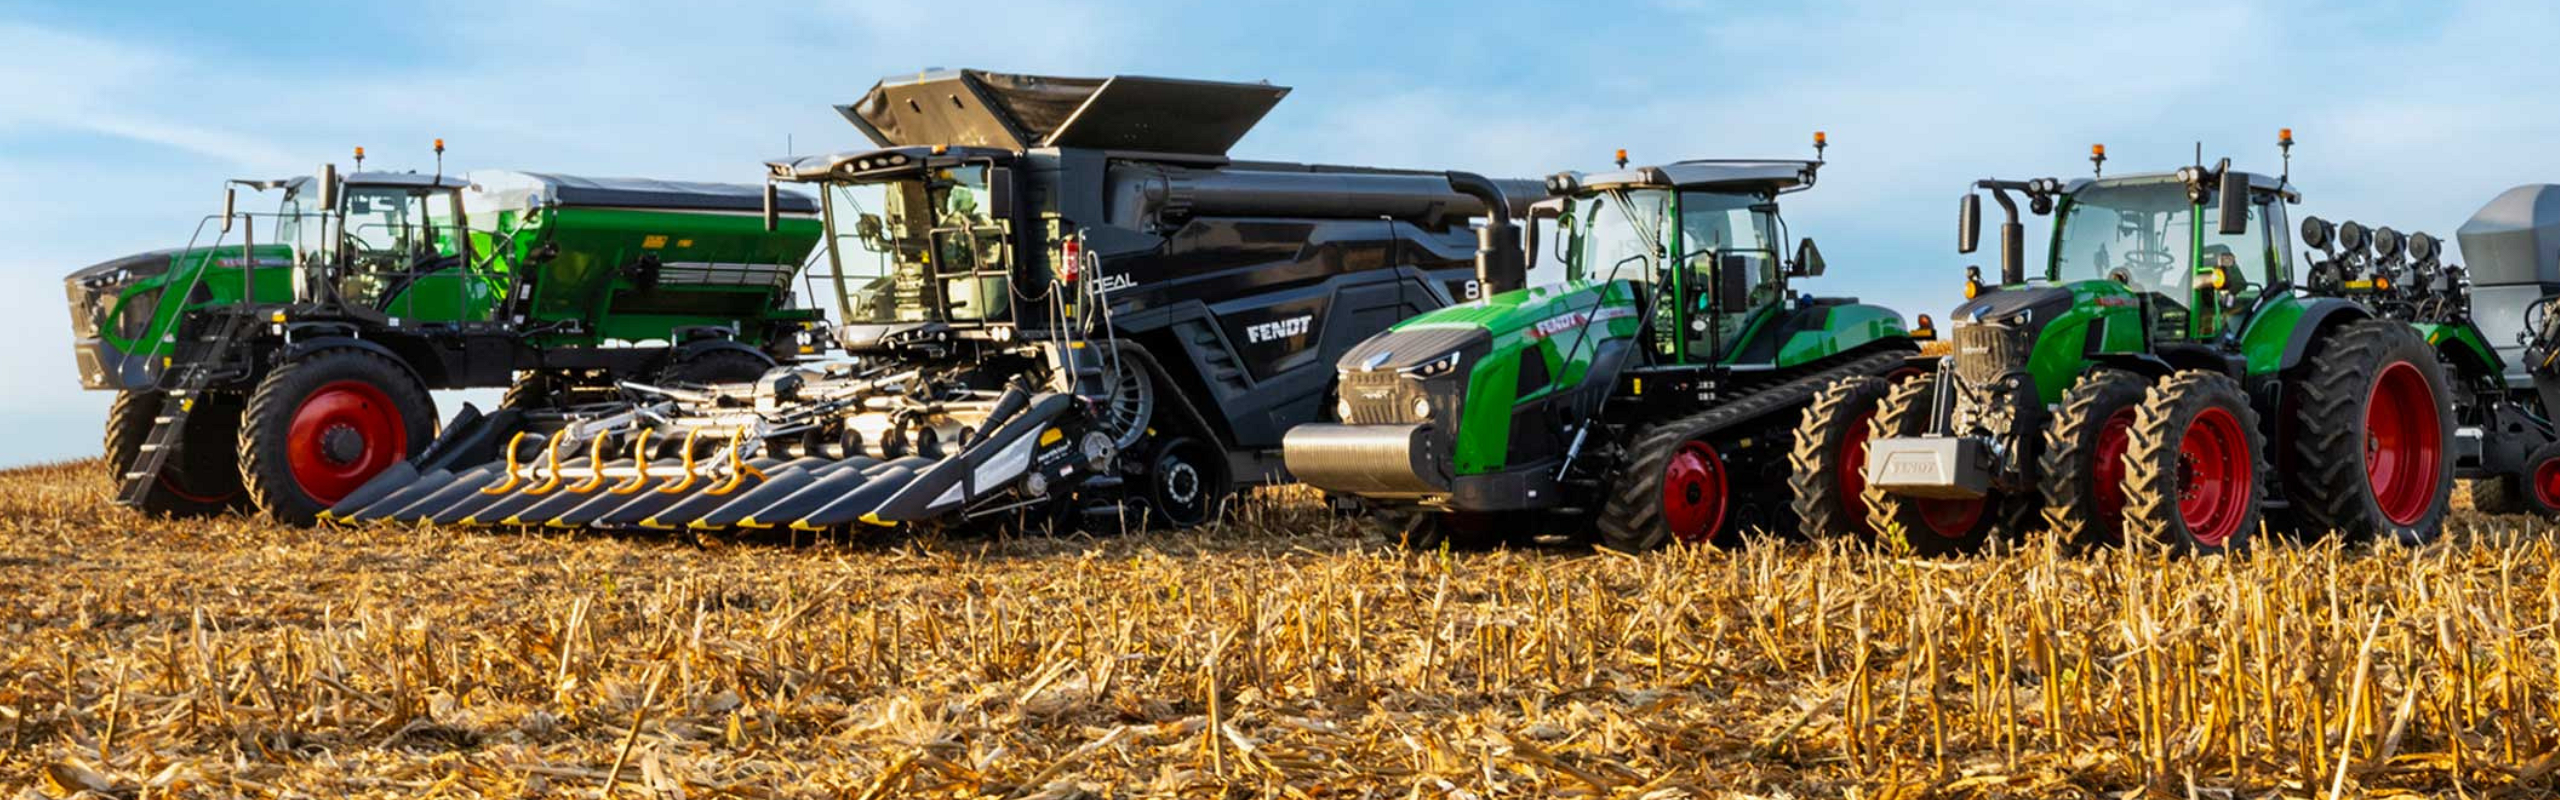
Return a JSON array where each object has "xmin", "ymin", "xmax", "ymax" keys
[
  {"xmin": 2038, "ymin": 369, "xmax": 2153, "ymax": 550},
  {"xmin": 658, "ymin": 348, "xmax": 774, "ymax": 386},
  {"xmin": 502, "ymin": 372, "xmax": 562, "ymax": 411},
  {"xmin": 2290, "ymin": 320, "xmax": 2454, "ymax": 545},
  {"xmin": 240, "ymin": 350, "xmax": 437, "ymax": 525},
  {"xmin": 1860, "ymin": 375, "xmax": 2028, "ymax": 556},
  {"xmin": 2469, "ymin": 475, "xmax": 2526, "ymax": 515},
  {"xmin": 1788, "ymin": 376, "xmax": 1892, "ymax": 543},
  {"xmin": 2510, "ymin": 441, "xmax": 2560, "ymax": 519},
  {"xmin": 1144, "ymin": 435, "xmax": 1228, "ymax": 529},
  {"xmin": 2122, "ymin": 370, "xmax": 2264, "ymax": 555},
  {"xmin": 104, "ymin": 390, "xmax": 247, "ymax": 516},
  {"xmin": 1597, "ymin": 422, "xmax": 1742, "ymax": 552}
]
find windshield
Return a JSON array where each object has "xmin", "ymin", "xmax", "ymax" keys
[
  {"xmin": 1566, "ymin": 189, "xmax": 1670, "ymax": 283},
  {"xmin": 336, "ymin": 185, "xmax": 466, "ymax": 309},
  {"xmin": 2051, "ymin": 181, "xmax": 2199, "ymax": 296},
  {"xmin": 822, "ymin": 164, "xmax": 1010, "ymax": 324}
]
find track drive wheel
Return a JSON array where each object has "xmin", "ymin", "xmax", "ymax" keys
[
  {"xmin": 105, "ymin": 390, "xmax": 248, "ymax": 516},
  {"xmin": 1860, "ymin": 375, "xmax": 2023, "ymax": 556},
  {"xmin": 2121, "ymin": 371, "xmax": 2263, "ymax": 554},
  {"xmin": 1144, "ymin": 435, "xmax": 1228, "ymax": 529},
  {"xmin": 240, "ymin": 349, "xmax": 436, "ymax": 524},
  {"xmin": 2515, "ymin": 441, "xmax": 2560, "ymax": 519},
  {"xmin": 1599, "ymin": 420, "xmax": 1747, "ymax": 552},
  {"xmin": 2291, "ymin": 320, "xmax": 2453, "ymax": 544},
  {"xmin": 1789, "ymin": 376, "xmax": 1892, "ymax": 543},
  {"xmin": 2037, "ymin": 369, "xmax": 2151, "ymax": 550}
]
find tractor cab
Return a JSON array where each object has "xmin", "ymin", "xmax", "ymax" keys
[
  {"xmin": 285, "ymin": 171, "xmax": 498, "ymax": 323},
  {"xmin": 766, "ymin": 145, "xmax": 1026, "ymax": 352},
  {"xmin": 1548, "ymin": 160, "xmax": 1825, "ymax": 365}
]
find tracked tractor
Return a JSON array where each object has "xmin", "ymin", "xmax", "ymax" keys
[
  {"xmin": 1817, "ymin": 137, "xmax": 2463, "ymax": 555},
  {"xmin": 65, "ymin": 150, "xmax": 824, "ymax": 523},
  {"xmin": 1283, "ymin": 142, "xmax": 1926, "ymax": 551},
  {"xmin": 325, "ymin": 69, "xmax": 1541, "ymax": 533}
]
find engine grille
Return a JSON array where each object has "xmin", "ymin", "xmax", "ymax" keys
[
  {"xmin": 1953, "ymin": 323, "xmax": 2029, "ymax": 386},
  {"xmin": 1339, "ymin": 369, "xmax": 1420, "ymax": 424}
]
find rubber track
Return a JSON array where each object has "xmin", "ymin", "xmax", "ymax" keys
[
  {"xmin": 2036, "ymin": 369, "xmax": 2151, "ymax": 550},
  {"xmin": 2290, "ymin": 320, "xmax": 2451, "ymax": 543},
  {"xmin": 1786, "ymin": 375, "xmax": 1889, "ymax": 542},
  {"xmin": 2121, "ymin": 370, "xmax": 2263, "ymax": 553},
  {"xmin": 1597, "ymin": 349, "xmax": 1911, "ymax": 552}
]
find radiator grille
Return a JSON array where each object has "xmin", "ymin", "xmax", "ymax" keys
[
  {"xmin": 1338, "ymin": 369, "xmax": 1418, "ymax": 424},
  {"xmin": 1953, "ymin": 324, "xmax": 2030, "ymax": 386}
]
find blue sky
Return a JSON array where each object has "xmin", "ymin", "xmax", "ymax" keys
[{"xmin": 5, "ymin": 0, "xmax": 2559, "ymax": 465}]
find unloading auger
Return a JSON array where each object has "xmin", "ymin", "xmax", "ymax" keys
[{"xmin": 325, "ymin": 366, "xmax": 1111, "ymax": 531}]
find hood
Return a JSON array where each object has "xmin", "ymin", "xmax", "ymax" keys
[
  {"xmin": 1339, "ymin": 281, "xmax": 1636, "ymax": 371},
  {"xmin": 1950, "ymin": 284, "xmax": 2076, "ymax": 331}
]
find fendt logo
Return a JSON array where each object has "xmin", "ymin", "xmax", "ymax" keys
[
  {"xmin": 1247, "ymin": 314, "xmax": 1314, "ymax": 344},
  {"xmin": 1881, "ymin": 454, "xmax": 1945, "ymax": 481}
]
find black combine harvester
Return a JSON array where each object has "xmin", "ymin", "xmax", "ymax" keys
[{"xmin": 327, "ymin": 69, "xmax": 1537, "ymax": 532}]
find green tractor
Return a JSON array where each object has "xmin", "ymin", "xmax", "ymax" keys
[
  {"xmin": 64, "ymin": 145, "xmax": 824, "ymax": 522},
  {"xmin": 1816, "ymin": 137, "xmax": 2472, "ymax": 555},
  {"xmin": 1284, "ymin": 142, "xmax": 1925, "ymax": 551}
]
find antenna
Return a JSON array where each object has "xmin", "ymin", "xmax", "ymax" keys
[{"xmin": 2278, "ymin": 128, "xmax": 2294, "ymax": 185}]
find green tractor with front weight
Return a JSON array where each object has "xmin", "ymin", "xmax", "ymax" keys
[
  {"xmin": 1285, "ymin": 141, "xmax": 1926, "ymax": 551},
  {"xmin": 1812, "ymin": 136, "xmax": 2468, "ymax": 555}
]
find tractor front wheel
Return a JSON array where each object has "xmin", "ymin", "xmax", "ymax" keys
[
  {"xmin": 1789, "ymin": 376, "xmax": 1890, "ymax": 543},
  {"xmin": 2121, "ymin": 371, "xmax": 2263, "ymax": 554},
  {"xmin": 1860, "ymin": 375, "xmax": 2021, "ymax": 556},
  {"xmin": 2038, "ymin": 369, "xmax": 2151, "ymax": 550},
  {"xmin": 2517, "ymin": 441, "xmax": 2560, "ymax": 519},
  {"xmin": 240, "ymin": 350, "xmax": 436, "ymax": 525},
  {"xmin": 105, "ymin": 390, "xmax": 248, "ymax": 516},
  {"xmin": 2292, "ymin": 320, "xmax": 2453, "ymax": 544}
]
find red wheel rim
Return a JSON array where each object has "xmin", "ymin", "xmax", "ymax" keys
[
  {"xmin": 2176, "ymin": 406, "xmax": 2252, "ymax": 546},
  {"xmin": 2535, "ymin": 459, "xmax": 2560, "ymax": 509},
  {"xmin": 284, "ymin": 380, "xmax": 406, "ymax": 504},
  {"xmin": 1838, "ymin": 410, "xmax": 1877, "ymax": 523},
  {"xmin": 1661, "ymin": 440, "xmax": 1729, "ymax": 544},
  {"xmin": 2364, "ymin": 361, "xmax": 2440, "ymax": 526},
  {"xmin": 2091, "ymin": 407, "xmax": 2139, "ymax": 529}
]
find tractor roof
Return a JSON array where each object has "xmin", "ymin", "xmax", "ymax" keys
[
  {"xmin": 344, "ymin": 172, "xmax": 470, "ymax": 190},
  {"xmin": 2069, "ymin": 170, "xmax": 2300, "ymax": 202},
  {"xmin": 1569, "ymin": 160, "xmax": 1818, "ymax": 194},
  {"xmin": 838, "ymin": 69, "xmax": 1290, "ymax": 157}
]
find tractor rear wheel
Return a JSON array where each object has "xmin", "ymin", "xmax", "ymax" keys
[
  {"xmin": 240, "ymin": 350, "xmax": 436, "ymax": 524},
  {"xmin": 2291, "ymin": 320, "xmax": 2453, "ymax": 544},
  {"xmin": 1789, "ymin": 376, "xmax": 1891, "ymax": 543},
  {"xmin": 1600, "ymin": 425, "xmax": 1741, "ymax": 552},
  {"xmin": 105, "ymin": 390, "xmax": 248, "ymax": 516},
  {"xmin": 2038, "ymin": 369, "xmax": 2151, "ymax": 550},
  {"xmin": 1860, "ymin": 375, "xmax": 2025, "ymax": 556},
  {"xmin": 2121, "ymin": 370, "xmax": 2263, "ymax": 554}
]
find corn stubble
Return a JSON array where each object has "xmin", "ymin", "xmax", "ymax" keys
[{"xmin": 3, "ymin": 459, "xmax": 2558, "ymax": 798}]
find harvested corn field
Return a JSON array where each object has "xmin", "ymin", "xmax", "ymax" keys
[{"xmin": 5, "ymin": 459, "xmax": 2560, "ymax": 798}]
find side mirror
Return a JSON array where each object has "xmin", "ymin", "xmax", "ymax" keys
[
  {"xmin": 2217, "ymin": 170, "xmax": 2250, "ymax": 236},
  {"xmin": 221, "ymin": 186, "xmax": 237, "ymax": 233},
  {"xmin": 1718, "ymin": 253, "xmax": 1752, "ymax": 313},
  {"xmin": 1793, "ymin": 237, "xmax": 1826, "ymax": 277},
  {"xmin": 1958, "ymin": 193, "xmax": 1983, "ymax": 254},
  {"xmin": 318, "ymin": 163, "xmax": 339, "ymax": 210},
  {"xmin": 762, "ymin": 181, "xmax": 780, "ymax": 232},
  {"xmin": 987, "ymin": 167, "xmax": 1014, "ymax": 219}
]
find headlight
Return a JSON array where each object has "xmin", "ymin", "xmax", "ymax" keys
[
  {"xmin": 1399, "ymin": 351, "xmax": 1463, "ymax": 379},
  {"xmin": 1336, "ymin": 398, "xmax": 1352, "ymax": 421},
  {"xmin": 1411, "ymin": 397, "xmax": 1432, "ymax": 419}
]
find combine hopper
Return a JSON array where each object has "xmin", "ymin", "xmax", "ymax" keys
[{"xmin": 328, "ymin": 367, "xmax": 1109, "ymax": 531}]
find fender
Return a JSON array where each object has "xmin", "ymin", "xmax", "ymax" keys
[
  {"xmin": 278, "ymin": 334, "xmax": 431, "ymax": 391},
  {"xmin": 2085, "ymin": 352, "xmax": 2174, "ymax": 379},
  {"xmin": 2412, "ymin": 322, "xmax": 2507, "ymax": 389},
  {"xmin": 2240, "ymin": 295, "xmax": 2371, "ymax": 375}
]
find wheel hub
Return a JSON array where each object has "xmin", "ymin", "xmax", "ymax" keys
[{"xmin": 319, "ymin": 424, "xmax": 366, "ymax": 465}]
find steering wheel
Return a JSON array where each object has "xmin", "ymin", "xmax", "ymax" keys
[{"xmin": 2120, "ymin": 248, "xmax": 2177, "ymax": 270}]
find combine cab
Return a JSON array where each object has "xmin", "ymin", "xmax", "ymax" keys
[
  {"xmin": 328, "ymin": 69, "xmax": 1539, "ymax": 533},
  {"xmin": 67, "ymin": 153, "xmax": 824, "ymax": 522},
  {"xmin": 1284, "ymin": 144, "xmax": 1927, "ymax": 551}
]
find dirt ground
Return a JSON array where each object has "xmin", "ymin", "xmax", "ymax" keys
[{"xmin": 4, "ymin": 458, "xmax": 2558, "ymax": 798}]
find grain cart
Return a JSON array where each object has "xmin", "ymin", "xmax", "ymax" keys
[
  {"xmin": 324, "ymin": 69, "xmax": 1540, "ymax": 533},
  {"xmin": 2387, "ymin": 184, "xmax": 2560, "ymax": 517},
  {"xmin": 1819, "ymin": 137, "xmax": 2460, "ymax": 555},
  {"xmin": 66, "ymin": 153, "xmax": 824, "ymax": 523},
  {"xmin": 1283, "ymin": 143, "xmax": 1926, "ymax": 552}
]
